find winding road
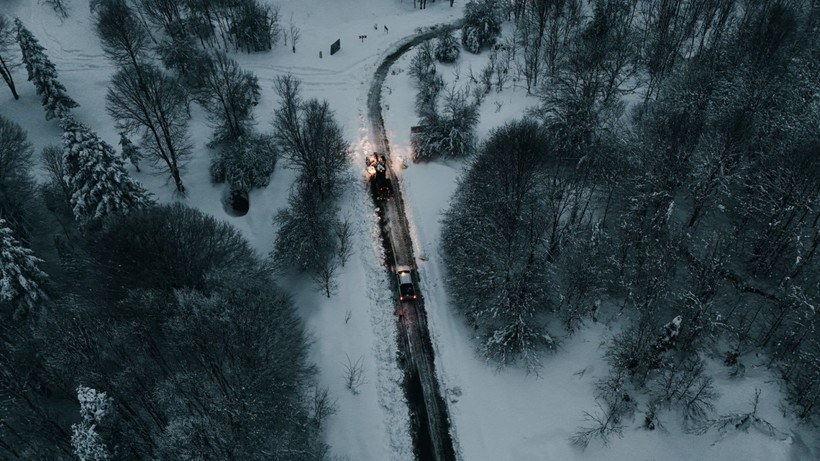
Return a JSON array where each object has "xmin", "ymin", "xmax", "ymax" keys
[{"xmin": 366, "ymin": 22, "xmax": 463, "ymax": 461}]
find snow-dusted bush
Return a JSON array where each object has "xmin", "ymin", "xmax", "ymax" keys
[
  {"xmin": 209, "ymin": 131, "xmax": 277, "ymax": 189},
  {"xmin": 434, "ymin": 32, "xmax": 460, "ymax": 63},
  {"xmin": 413, "ymin": 72, "xmax": 444, "ymax": 117},
  {"xmin": 408, "ymin": 41, "xmax": 436, "ymax": 85},
  {"xmin": 570, "ymin": 399, "xmax": 628, "ymax": 450},
  {"xmin": 605, "ymin": 315, "xmax": 671, "ymax": 385},
  {"xmin": 461, "ymin": 0, "xmax": 501, "ymax": 54},
  {"xmin": 411, "ymin": 86, "xmax": 478, "ymax": 161},
  {"xmin": 695, "ymin": 389, "xmax": 781, "ymax": 438},
  {"xmin": 654, "ymin": 315, "xmax": 682, "ymax": 353},
  {"xmin": 462, "ymin": 26, "xmax": 481, "ymax": 54},
  {"xmin": 651, "ymin": 355, "xmax": 718, "ymax": 427}
]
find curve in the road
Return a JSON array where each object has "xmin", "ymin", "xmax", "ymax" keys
[{"xmin": 366, "ymin": 21, "xmax": 463, "ymax": 461}]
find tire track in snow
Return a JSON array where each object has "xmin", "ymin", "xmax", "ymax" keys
[{"xmin": 366, "ymin": 20, "xmax": 464, "ymax": 461}]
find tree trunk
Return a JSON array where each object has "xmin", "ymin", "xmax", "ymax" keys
[
  {"xmin": 0, "ymin": 57, "xmax": 19, "ymax": 100},
  {"xmin": 171, "ymin": 166, "xmax": 185, "ymax": 193}
]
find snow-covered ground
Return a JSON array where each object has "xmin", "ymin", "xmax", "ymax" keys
[{"xmin": 1, "ymin": 1, "xmax": 816, "ymax": 460}]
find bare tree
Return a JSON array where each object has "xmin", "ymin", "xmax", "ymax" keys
[
  {"xmin": 341, "ymin": 354, "xmax": 366, "ymax": 394},
  {"xmin": 695, "ymin": 388, "xmax": 780, "ymax": 437},
  {"xmin": 40, "ymin": 145, "xmax": 71, "ymax": 205},
  {"xmin": 0, "ymin": 116, "xmax": 35, "ymax": 239},
  {"xmin": 570, "ymin": 400, "xmax": 626, "ymax": 450},
  {"xmin": 195, "ymin": 52, "xmax": 260, "ymax": 144},
  {"xmin": 309, "ymin": 385, "xmax": 337, "ymax": 428},
  {"xmin": 0, "ymin": 15, "xmax": 20, "ymax": 100},
  {"xmin": 106, "ymin": 64, "xmax": 191, "ymax": 193},
  {"xmin": 288, "ymin": 16, "xmax": 300, "ymax": 52},
  {"xmin": 311, "ymin": 255, "xmax": 339, "ymax": 298},
  {"xmin": 42, "ymin": 0, "xmax": 70, "ymax": 19},
  {"xmin": 93, "ymin": 0, "xmax": 150, "ymax": 68},
  {"xmin": 272, "ymin": 75, "xmax": 349, "ymax": 200},
  {"xmin": 334, "ymin": 215, "xmax": 353, "ymax": 267}
]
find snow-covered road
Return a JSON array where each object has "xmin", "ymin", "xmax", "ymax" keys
[{"xmin": 366, "ymin": 20, "xmax": 464, "ymax": 461}]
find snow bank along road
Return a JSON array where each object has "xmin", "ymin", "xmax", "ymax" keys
[{"xmin": 367, "ymin": 22, "xmax": 463, "ymax": 461}]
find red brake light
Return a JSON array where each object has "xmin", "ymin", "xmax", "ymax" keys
[{"xmin": 413, "ymin": 295, "xmax": 417, "ymax": 299}]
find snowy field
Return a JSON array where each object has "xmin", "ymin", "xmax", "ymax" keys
[{"xmin": 0, "ymin": 0, "xmax": 816, "ymax": 460}]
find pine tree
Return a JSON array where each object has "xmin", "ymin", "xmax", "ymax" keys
[
  {"xmin": 118, "ymin": 132, "xmax": 141, "ymax": 172},
  {"xmin": 0, "ymin": 219, "xmax": 47, "ymax": 320},
  {"xmin": 71, "ymin": 386, "xmax": 112, "ymax": 461},
  {"xmin": 14, "ymin": 18, "xmax": 78, "ymax": 120},
  {"xmin": 60, "ymin": 117, "xmax": 153, "ymax": 226}
]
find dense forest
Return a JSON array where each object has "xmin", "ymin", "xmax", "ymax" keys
[
  {"xmin": 0, "ymin": 0, "xmax": 343, "ymax": 459},
  {"xmin": 425, "ymin": 0, "xmax": 819, "ymax": 442}
]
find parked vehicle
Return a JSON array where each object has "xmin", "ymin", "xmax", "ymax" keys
[{"xmin": 396, "ymin": 265, "xmax": 417, "ymax": 301}]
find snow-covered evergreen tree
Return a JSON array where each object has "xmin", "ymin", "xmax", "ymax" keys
[
  {"xmin": 14, "ymin": 18, "xmax": 78, "ymax": 120},
  {"xmin": 60, "ymin": 117, "xmax": 153, "ymax": 226},
  {"xmin": 71, "ymin": 386, "xmax": 112, "ymax": 461},
  {"xmin": 118, "ymin": 132, "xmax": 141, "ymax": 172},
  {"xmin": 0, "ymin": 219, "xmax": 47, "ymax": 320},
  {"xmin": 462, "ymin": 27, "xmax": 481, "ymax": 54},
  {"xmin": 434, "ymin": 31, "xmax": 460, "ymax": 63},
  {"xmin": 461, "ymin": 0, "xmax": 501, "ymax": 54}
]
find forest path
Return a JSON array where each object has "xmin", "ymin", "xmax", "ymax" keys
[{"xmin": 366, "ymin": 21, "xmax": 463, "ymax": 461}]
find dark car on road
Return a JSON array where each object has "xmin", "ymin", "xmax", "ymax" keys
[{"xmin": 396, "ymin": 265, "xmax": 417, "ymax": 302}]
